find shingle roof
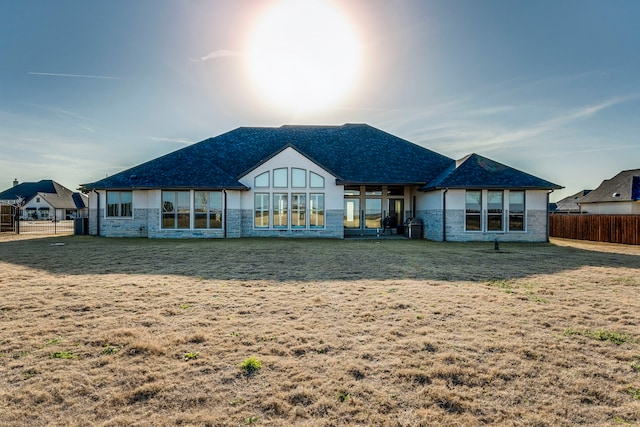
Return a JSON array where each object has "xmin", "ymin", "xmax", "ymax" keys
[
  {"xmin": 0, "ymin": 180, "xmax": 87, "ymax": 209},
  {"xmin": 553, "ymin": 190, "xmax": 592, "ymax": 212},
  {"xmin": 580, "ymin": 169, "xmax": 640, "ymax": 203},
  {"xmin": 0, "ymin": 180, "xmax": 57, "ymax": 202},
  {"xmin": 81, "ymin": 124, "xmax": 455, "ymax": 189},
  {"xmin": 422, "ymin": 153, "xmax": 562, "ymax": 190}
]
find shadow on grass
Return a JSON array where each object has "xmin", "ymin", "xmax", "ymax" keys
[{"xmin": 0, "ymin": 235, "xmax": 639, "ymax": 282}]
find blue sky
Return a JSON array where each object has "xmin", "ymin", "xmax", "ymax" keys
[{"xmin": 1, "ymin": 0, "xmax": 639, "ymax": 201}]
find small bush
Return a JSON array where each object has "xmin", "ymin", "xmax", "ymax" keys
[
  {"xmin": 184, "ymin": 352, "xmax": 199, "ymax": 361},
  {"xmin": 240, "ymin": 357, "xmax": 263, "ymax": 374}
]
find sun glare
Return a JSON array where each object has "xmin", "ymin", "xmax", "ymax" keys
[{"xmin": 246, "ymin": 0, "xmax": 361, "ymax": 113}]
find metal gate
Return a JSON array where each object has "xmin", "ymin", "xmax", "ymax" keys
[{"xmin": 0, "ymin": 203, "xmax": 16, "ymax": 234}]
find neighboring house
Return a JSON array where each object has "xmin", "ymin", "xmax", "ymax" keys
[
  {"xmin": 0, "ymin": 180, "xmax": 88, "ymax": 220},
  {"xmin": 80, "ymin": 124, "xmax": 561, "ymax": 241},
  {"xmin": 552, "ymin": 190, "xmax": 592, "ymax": 213},
  {"xmin": 578, "ymin": 169, "xmax": 640, "ymax": 214}
]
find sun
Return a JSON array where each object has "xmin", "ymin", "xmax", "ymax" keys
[{"xmin": 245, "ymin": 0, "xmax": 361, "ymax": 113}]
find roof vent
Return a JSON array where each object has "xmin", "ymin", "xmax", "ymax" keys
[{"xmin": 612, "ymin": 192, "xmax": 620, "ymax": 198}]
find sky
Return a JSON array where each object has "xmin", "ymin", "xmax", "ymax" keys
[{"xmin": 1, "ymin": 0, "xmax": 639, "ymax": 202}]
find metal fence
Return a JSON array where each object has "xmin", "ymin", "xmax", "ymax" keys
[
  {"xmin": 1, "ymin": 205, "xmax": 76, "ymax": 236},
  {"xmin": 550, "ymin": 213, "xmax": 640, "ymax": 245},
  {"xmin": 1, "ymin": 204, "xmax": 15, "ymax": 233}
]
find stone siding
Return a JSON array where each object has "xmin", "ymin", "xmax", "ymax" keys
[
  {"xmin": 442, "ymin": 209, "xmax": 549, "ymax": 242},
  {"xmin": 240, "ymin": 209, "xmax": 343, "ymax": 238}
]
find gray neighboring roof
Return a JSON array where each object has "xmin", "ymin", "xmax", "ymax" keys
[
  {"xmin": 0, "ymin": 180, "xmax": 87, "ymax": 209},
  {"xmin": 81, "ymin": 124, "xmax": 455, "ymax": 190},
  {"xmin": 422, "ymin": 153, "xmax": 562, "ymax": 190},
  {"xmin": 580, "ymin": 169, "xmax": 640, "ymax": 203},
  {"xmin": 553, "ymin": 190, "xmax": 592, "ymax": 212}
]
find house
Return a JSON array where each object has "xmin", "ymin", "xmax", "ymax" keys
[
  {"xmin": 80, "ymin": 124, "xmax": 562, "ymax": 241},
  {"xmin": 552, "ymin": 190, "xmax": 592, "ymax": 213},
  {"xmin": 0, "ymin": 179, "xmax": 88, "ymax": 221},
  {"xmin": 578, "ymin": 169, "xmax": 640, "ymax": 214}
]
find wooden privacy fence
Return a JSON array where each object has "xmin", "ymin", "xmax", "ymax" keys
[{"xmin": 549, "ymin": 213, "xmax": 640, "ymax": 245}]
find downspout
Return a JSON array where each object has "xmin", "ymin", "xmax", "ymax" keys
[
  {"xmin": 223, "ymin": 189, "xmax": 227, "ymax": 238},
  {"xmin": 95, "ymin": 190, "xmax": 100, "ymax": 237},
  {"xmin": 442, "ymin": 188, "xmax": 448, "ymax": 242}
]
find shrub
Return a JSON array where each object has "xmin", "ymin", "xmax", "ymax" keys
[{"xmin": 240, "ymin": 357, "xmax": 263, "ymax": 375}]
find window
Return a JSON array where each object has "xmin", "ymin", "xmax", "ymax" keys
[
  {"xmin": 365, "ymin": 198, "xmax": 382, "ymax": 228},
  {"xmin": 487, "ymin": 191, "xmax": 503, "ymax": 231},
  {"xmin": 273, "ymin": 168, "xmax": 288, "ymax": 188},
  {"xmin": 194, "ymin": 191, "xmax": 223, "ymax": 229},
  {"xmin": 509, "ymin": 191, "xmax": 525, "ymax": 231},
  {"xmin": 162, "ymin": 191, "xmax": 190, "ymax": 229},
  {"xmin": 309, "ymin": 193, "xmax": 324, "ymax": 228},
  {"xmin": 255, "ymin": 193, "xmax": 269, "ymax": 228},
  {"xmin": 465, "ymin": 190, "xmax": 482, "ymax": 231},
  {"xmin": 365, "ymin": 186, "xmax": 382, "ymax": 196},
  {"xmin": 310, "ymin": 172, "xmax": 324, "ymax": 188},
  {"xmin": 106, "ymin": 191, "xmax": 132, "ymax": 217},
  {"xmin": 344, "ymin": 199, "xmax": 360, "ymax": 228},
  {"xmin": 255, "ymin": 172, "xmax": 269, "ymax": 188},
  {"xmin": 344, "ymin": 185, "xmax": 360, "ymax": 196},
  {"xmin": 292, "ymin": 168, "xmax": 306, "ymax": 188},
  {"xmin": 291, "ymin": 193, "xmax": 306, "ymax": 228},
  {"xmin": 273, "ymin": 193, "xmax": 288, "ymax": 228}
]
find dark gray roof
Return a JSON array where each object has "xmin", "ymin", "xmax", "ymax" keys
[
  {"xmin": 0, "ymin": 180, "xmax": 87, "ymax": 209},
  {"xmin": 422, "ymin": 153, "xmax": 562, "ymax": 190},
  {"xmin": 553, "ymin": 190, "xmax": 592, "ymax": 212},
  {"xmin": 580, "ymin": 169, "xmax": 640, "ymax": 203},
  {"xmin": 81, "ymin": 124, "xmax": 455, "ymax": 189},
  {"xmin": 0, "ymin": 180, "xmax": 57, "ymax": 201}
]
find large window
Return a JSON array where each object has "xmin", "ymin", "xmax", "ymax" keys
[
  {"xmin": 344, "ymin": 199, "xmax": 360, "ymax": 228},
  {"xmin": 365, "ymin": 198, "xmax": 382, "ymax": 229},
  {"xmin": 310, "ymin": 172, "xmax": 324, "ymax": 188},
  {"xmin": 255, "ymin": 193, "xmax": 269, "ymax": 228},
  {"xmin": 291, "ymin": 193, "xmax": 306, "ymax": 228},
  {"xmin": 273, "ymin": 168, "xmax": 288, "ymax": 188},
  {"xmin": 106, "ymin": 191, "xmax": 132, "ymax": 217},
  {"xmin": 273, "ymin": 193, "xmax": 288, "ymax": 228},
  {"xmin": 255, "ymin": 172, "xmax": 269, "ymax": 188},
  {"xmin": 194, "ymin": 191, "xmax": 222, "ymax": 229},
  {"xmin": 465, "ymin": 191, "xmax": 482, "ymax": 231},
  {"xmin": 162, "ymin": 191, "xmax": 190, "ymax": 229},
  {"xmin": 487, "ymin": 191, "xmax": 503, "ymax": 231},
  {"xmin": 509, "ymin": 191, "xmax": 525, "ymax": 231},
  {"xmin": 309, "ymin": 193, "xmax": 324, "ymax": 228},
  {"xmin": 292, "ymin": 169, "xmax": 306, "ymax": 188}
]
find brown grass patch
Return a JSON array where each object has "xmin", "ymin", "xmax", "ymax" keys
[{"xmin": 1, "ymin": 235, "xmax": 640, "ymax": 425}]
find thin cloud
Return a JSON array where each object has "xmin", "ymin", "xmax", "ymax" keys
[
  {"xmin": 147, "ymin": 136, "xmax": 193, "ymax": 145},
  {"xmin": 28, "ymin": 72, "xmax": 118, "ymax": 80},
  {"xmin": 189, "ymin": 49, "xmax": 241, "ymax": 63}
]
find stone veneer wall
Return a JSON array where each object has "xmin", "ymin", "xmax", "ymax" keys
[
  {"xmin": 440, "ymin": 209, "xmax": 549, "ymax": 242},
  {"xmin": 240, "ymin": 209, "xmax": 343, "ymax": 238}
]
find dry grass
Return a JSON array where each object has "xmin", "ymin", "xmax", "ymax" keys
[{"xmin": 1, "ymin": 235, "xmax": 639, "ymax": 426}]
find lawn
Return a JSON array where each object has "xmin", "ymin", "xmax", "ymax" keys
[{"xmin": 1, "ymin": 235, "xmax": 639, "ymax": 426}]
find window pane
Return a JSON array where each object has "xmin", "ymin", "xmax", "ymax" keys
[
  {"xmin": 465, "ymin": 191, "xmax": 481, "ymax": 212},
  {"xmin": 509, "ymin": 191, "xmax": 524, "ymax": 213},
  {"xmin": 209, "ymin": 192, "xmax": 222, "ymax": 228},
  {"xmin": 194, "ymin": 192, "xmax": 208, "ymax": 214},
  {"xmin": 344, "ymin": 185, "xmax": 360, "ymax": 196},
  {"xmin": 365, "ymin": 186, "xmax": 382, "ymax": 196},
  {"xmin": 365, "ymin": 198, "xmax": 382, "ymax": 229},
  {"xmin": 292, "ymin": 193, "xmax": 306, "ymax": 228},
  {"xmin": 255, "ymin": 194, "xmax": 269, "ymax": 228},
  {"xmin": 120, "ymin": 192, "xmax": 132, "ymax": 217},
  {"xmin": 273, "ymin": 168, "xmax": 288, "ymax": 187},
  {"xmin": 509, "ymin": 214, "xmax": 524, "ymax": 231},
  {"xmin": 162, "ymin": 191, "xmax": 175, "ymax": 229},
  {"xmin": 273, "ymin": 193, "xmax": 288, "ymax": 228},
  {"xmin": 255, "ymin": 172, "xmax": 269, "ymax": 188},
  {"xmin": 386, "ymin": 186, "xmax": 404, "ymax": 196},
  {"xmin": 487, "ymin": 191, "xmax": 503, "ymax": 213},
  {"xmin": 310, "ymin": 193, "xmax": 324, "ymax": 228},
  {"xmin": 344, "ymin": 199, "xmax": 360, "ymax": 228},
  {"xmin": 106, "ymin": 191, "xmax": 119, "ymax": 216},
  {"xmin": 310, "ymin": 172, "xmax": 324, "ymax": 188},
  {"xmin": 292, "ymin": 168, "xmax": 306, "ymax": 188},
  {"xmin": 176, "ymin": 191, "xmax": 190, "ymax": 229},
  {"xmin": 488, "ymin": 214, "xmax": 503, "ymax": 231},
  {"xmin": 466, "ymin": 215, "xmax": 481, "ymax": 231}
]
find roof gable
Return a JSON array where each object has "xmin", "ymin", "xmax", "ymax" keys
[
  {"xmin": 423, "ymin": 153, "xmax": 562, "ymax": 190},
  {"xmin": 580, "ymin": 169, "xmax": 640, "ymax": 203}
]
